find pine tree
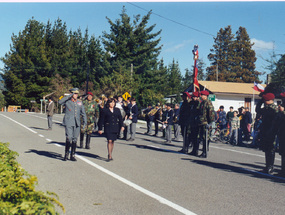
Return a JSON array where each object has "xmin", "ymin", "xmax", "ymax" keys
[
  {"xmin": 271, "ymin": 54, "xmax": 285, "ymax": 88},
  {"xmin": 206, "ymin": 25, "xmax": 235, "ymax": 81},
  {"xmin": 231, "ymin": 27, "xmax": 260, "ymax": 83}
]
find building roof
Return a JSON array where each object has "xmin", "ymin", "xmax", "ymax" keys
[{"xmin": 198, "ymin": 81, "xmax": 266, "ymax": 95}]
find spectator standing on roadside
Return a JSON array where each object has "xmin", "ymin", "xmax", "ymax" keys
[
  {"xmin": 229, "ymin": 111, "xmax": 240, "ymax": 145},
  {"xmin": 44, "ymin": 97, "xmax": 55, "ymax": 130},
  {"xmin": 217, "ymin": 105, "xmax": 227, "ymax": 130},
  {"xmin": 242, "ymin": 107, "xmax": 252, "ymax": 142},
  {"xmin": 173, "ymin": 104, "xmax": 180, "ymax": 141},
  {"xmin": 127, "ymin": 98, "xmax": 138, "ymax": 141}
]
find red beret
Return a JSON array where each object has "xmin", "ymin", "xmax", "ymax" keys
[
  {"xmin": 280, "ymin": 92, "xmax": 285, "ymax": 98},
  {"xmin": 262, "ymin": 93, "xmax": 275, "ymax": 101},
  {"xmin": 200, "ymin": 90, "xmax": 209, "ymax": 96},
  {"xmin": 184, "ymin": 92, "xmax": 191, "ymax": 98},
  {"xmin": 87, "ymin": 92, "xmax": 93, "ymax": 96},
  {"xmin": 192, "ymin": 91, "xmax": 200, "ymax": 97}
]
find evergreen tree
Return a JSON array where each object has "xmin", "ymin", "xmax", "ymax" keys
[
  {"xmin": 231, "ymin": 27, "xmax": 260, "ymax": 83},
  {"xmin": 271, "ymin": 54, "xmax": 285, "ymax": 88},
  {"xmin": 1, "ymin": 18, "xmax": 50, "ymax": 108},
  {"xmin": 206, "ymin": 25, "xmax": 235, "ymax": 81},
  {"xmin": 182, "ymin": 68, "xmax": 192, "ymax": 90},
  {"xmin": 166, "ymin": 59, "xmax": 183, "ymax": 96},
  {"xmin": 102, "ymin": 7, "xmax": 162, "ymax": 107}
]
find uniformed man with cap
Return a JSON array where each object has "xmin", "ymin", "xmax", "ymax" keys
[
  {"xmin": 178, "ymin": 92, "xmax": 191, "ymax": 153},
  {"xmin": 198, "ymin": 90, "xmax": 215, "ymax": 158},
  {"xmin": 59, "ymin": 88, "xmax": 87, "ymax": 161},
  {"xmin": 255, "ymin": 92, "xmax": 279, "ymax": 174},
  {"xmin": 79, "ymin": 91, "xmax": 99, "ymax": 149},
  {"xmin": 188, "ymin": 91, "xmax": 201, "ymax": 156},
  {"xmin": 278, "ymin": 92, "xmax": 285, "ymax": 176}
]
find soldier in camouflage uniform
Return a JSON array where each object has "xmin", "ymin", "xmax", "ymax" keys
[
  {"xmin": 79, "ymin": 92, "xmax": 99, "ymax": 149},
  {"xmin": 198, "ymin": 90, "xmax": 215, "ymax": 158},
  {"xmin": 255, "ymin": 93, "xmax": 279, "ymax": 175}
]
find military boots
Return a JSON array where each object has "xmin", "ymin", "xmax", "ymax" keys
[
  {"xmin": 264, "ymin": 151, "xmax": 275, "ymax": 175},
  {"xmin": 79, "ymin": 133, "xmax": 84, "ymax": 148},
  {"xmin": 85, "ymin": 134, "xmax": 91, "ymax": 149},
  {"xmin": 63, "ymin": 138, "xmax": 70, "ymax": 161},
  {"xmin": 70, "ymin": 140, "xmax": 77, "ymax": 161}
]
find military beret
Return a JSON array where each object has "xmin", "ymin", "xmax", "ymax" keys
[
  {"xmin": 262, "ymin": 93, "xmax": 275, "ymax": 101},
  {"xmin": 70, "ymin": 88, "xmax": 79, "ymax": 94},
  {"xmin": 87, "ymin": 92, "xmax": 93, "ymax": 96},
  {"xmin": 280, "ymin": 92, "xmax": 285, "ymax": 98},
  {"xmin": 192, "ymin": 91, "xmax": 200, "ymax": 97},
  {"xmin": 183, "ymin": 92, "xmax": 191, "ymax": 98},
  {"xmin": 200, "ymin": 90, "xmax": 209, "ymax": 96}
]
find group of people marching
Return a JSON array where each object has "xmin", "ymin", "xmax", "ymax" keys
[{"xmin": 47, "ymin": 87, "xmax": 285, "ymax": 176}]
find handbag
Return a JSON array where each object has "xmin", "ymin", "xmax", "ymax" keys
[{"xmin": 123, "ymin": 119, "xmax": 132, "ymax": 126}]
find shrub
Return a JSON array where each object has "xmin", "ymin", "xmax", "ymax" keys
[{"xmin": 0, "ymin": 142, "xmax": 65, "ymax": 214}]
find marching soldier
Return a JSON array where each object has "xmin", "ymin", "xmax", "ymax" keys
[
  {"xmin": 43, "ymin": 97, "xmax": 55, "ymax": 130},
  {"xmin": 188, "ymin": 91, "xmax": 201, "ymax": 156},
  {"xmin": 255, "ymin": 92, "xmax": 279, "ymax": 174},
  {"xmin": 198, "ymin": 90, "xmax": 215, "ymax": 158},
  {"xmin": 59, "ymin": 88, "xmax": 87, "ymax": 161},
  {"xmin": 164, "ymin": 103, "xmax": 174, "ymax": 144},
  {"xmin": 178, "ymin": 92, "xmax": 191, "ymax": 153},
  {"xmin": 278, "ymin": 92, "xmax": 285, "ymax": 176},
  {"xmin": 79, "ymin": 92, "xmax": 99, "ymax": 149}
]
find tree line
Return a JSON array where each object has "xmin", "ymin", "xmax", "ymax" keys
[{"xmin": 1, "ymin": 7, "xmax": 284, "ymax": 110}]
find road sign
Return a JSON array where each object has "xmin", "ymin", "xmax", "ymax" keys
[
  {"xmin": 40, "ymin": 99, "xmax": 48, "ymax": 102},
  {"xmin": 208, "ymin": 94, "xmax": 216, "ymax": 101},
  {"xmin": 122, "ymin": 92, "xmax": 131, "ymax": 101}
]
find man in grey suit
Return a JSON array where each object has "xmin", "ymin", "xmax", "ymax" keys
[
  {"xmin": 45, "ymin": 98, "xmax": 55, "ymax": 130},
  {"xmin": 59, "ymin": 88, "xmax": 87, "ymax": 161}
]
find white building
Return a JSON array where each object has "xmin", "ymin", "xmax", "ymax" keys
[{"xmin": 198, "ymin": 81, "xmax": 266, "ymax": 114}]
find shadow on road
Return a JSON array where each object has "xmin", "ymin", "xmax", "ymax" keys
[
  {"xmin": 128, "ymin": 143, "xmax": 180, "ymax": 154},
  {"xmin": 181, "ymin": 158, "xmax": 285, "ymax": 184},
  {"xmin": 76, "ymin": 151, "xmax": 108, "ymax": 162},
  {"xmin": 30, "ymin": 126, "xmax": 48, "ymax": 131},
  {"xmin": 25, "ymin": 149, "xmax": 62, "ymax": 160}
]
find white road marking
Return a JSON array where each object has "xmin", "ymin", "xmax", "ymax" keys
[
  {"xmin": 76, "ymin": 154, "xmax": 197, "ymax": 215},
  {"xmin": 0, "ymin": 114, "xmax": 37, "ymax": 134},
  {"xmin": 46, "ymin": 138, "xmax": 52, "ymax": 142},
  {"xmin": 1, "ymin": 113, "xmax": 195, "ymax": 214},
  {"xmin": 38, "ymin": 134, "xmax": 44, "ymax": 137}
]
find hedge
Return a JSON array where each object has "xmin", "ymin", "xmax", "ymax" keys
[{"xmin": 0, "ymin": 142, "xmax": 65, "ymax": 214}]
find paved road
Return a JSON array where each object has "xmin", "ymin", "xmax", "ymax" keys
[{"xmin": 0, "ymin": 112, "xmax": 285, "ymax": 215}]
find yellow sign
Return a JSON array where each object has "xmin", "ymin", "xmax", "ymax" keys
[
  {"xmin": 59, "ymin": 96, "xmax": 63, "ymax": 100},
  {"xmin": 122, "ymin": 92, "xmax": 131, "ymax": 101}
]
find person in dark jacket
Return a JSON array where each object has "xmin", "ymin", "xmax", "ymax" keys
[
  {"xmin": 153, "ymin": 103, "xmax": 161, "ymax": 136},
  {"xmin": 188, "ymin": 91, "xmax": 200, "ymax": 156},
  {"xmin": 98, "ymin": 98, "xmax": 124, "ymax": 161},
  {"xmin": 241, "ymin": 107, "xmax": 252, "ymax": 142},
  {"xmin": 143, "ymin": 104, "xmax": 155, "ymax": 135},
  {"xmin": 277, "ymin": 92, "xmax": 285, "ymax": 176},
  {"xmin": 255, "ymin": 93, "xmax": 279, "ymax": 174},
  {"xmin": 173, "ymin": 104, "xmax": 180, "ymax": 141},
  {"xmin": 178, "ymin": 92, "xmax": 191, "ymax": 153}
]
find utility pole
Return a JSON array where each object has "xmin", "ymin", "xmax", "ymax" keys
[
  {"xmin": 130, "ymin": 63, "xmax": 133, "ymax": 96},
  {"xmin": 216, "ymin": 64, "xmax": 218, "ymax": 82},
  {"xmin": 86, "ymin": 61, "xmax": 90, "ymax": 94}
]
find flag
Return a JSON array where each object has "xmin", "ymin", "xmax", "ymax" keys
[
  {"xmin": 253, "ymin": 82, "xmax": 264, "ymax": 92},
  {"xmin": 192, "ymin": 44, "xmax": 199, "ymax": 92}
]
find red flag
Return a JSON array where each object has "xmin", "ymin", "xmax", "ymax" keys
[{"xmin": 192, "ymin": 45, "xmax": 199, "ymax": 92}]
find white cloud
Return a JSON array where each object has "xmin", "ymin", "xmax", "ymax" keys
[
  {"xmin": 165, "ymin": 40, "xmax": 192, "ymax": 53},
  {"xmin": 251, "ymin": 38, "xmax": 275, "ymax": 51}
]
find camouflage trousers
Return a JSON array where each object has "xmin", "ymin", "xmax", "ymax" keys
[
  {"xmin": 199, "ymin": 125, "xmax": 210, "ymax": 153},
  {"xmin": 81, "ymin": 122, "xmax": 94, "ymax": 135}
]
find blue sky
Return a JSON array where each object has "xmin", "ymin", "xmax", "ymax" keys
[{"xmin": 0, "ymin": 1, "xmax": 284, "ymax": 83}]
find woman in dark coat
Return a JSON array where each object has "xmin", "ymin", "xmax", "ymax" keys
[{"xmin": 98, "ymin": 98, "xmax": 124, "ymax": 161}]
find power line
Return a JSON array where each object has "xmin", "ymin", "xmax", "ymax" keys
[{"xmin": 127, "ymin": 2, "xmax": 215, "ymax": 37}]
